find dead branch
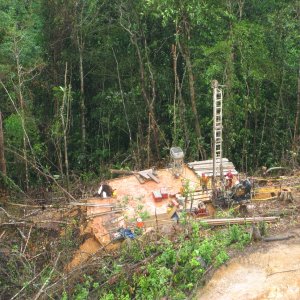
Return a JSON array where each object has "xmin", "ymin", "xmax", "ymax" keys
[
  {"xmin": 10, "ymin": 264, "xmax": 50, "ymax": 300},
  {"xmin": 16, "ymin": 227, "xmax": 27, "ymax": 242},
  {"xmin": 7, "ymin": 202, "xmax": 59, "ymax": 208},
  {"xmin": 43, "ymin": 241, "xmax": 115, "ymax": 294},
  {"xmin": 0, "ymin": 220, "xmax": 71, "ymax": 228},
  {"xmin": 33, "ymin": 253, "xmax": 61, "ymax": 300},
  {"xmin": 0, "ymin": 206, "xmax": 12, "ymax": 219},
  {"xmin": 0, "ymin": 230, "xmax": 6, "ymax": 240},
  {"xmin": 87, "ymin": 210, "xmax": 123, "ymax": 219},
  {"xmin": 22, "ymin": 225, "xmax": 32, "ymax": 253},
  {"xmin": 5, "ymin": 147, "xmax": 76, "ymax": 201}
]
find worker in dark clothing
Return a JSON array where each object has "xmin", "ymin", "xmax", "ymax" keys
[{"xmin": 94, "ymin": 182, "xmax": 113, "ymax": 198}]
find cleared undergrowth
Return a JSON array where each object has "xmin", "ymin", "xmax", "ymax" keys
[{"xmin": 0, "ymin": 204, "xmax": 252, "ymax": 300}]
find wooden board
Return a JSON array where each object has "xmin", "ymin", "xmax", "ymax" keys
[
  {"xmin": 192, "ymin": 163, "xmax": 235, "ymax": 170},
  {"xmin": 139, "ymin": 170, "xmax": 151, "ymax": 179},
  {"xmin": 138, "ymin": 169, "xmax": 160, "ymax": 183},
  {"xmin": 188, "ymin": 158, "xmax": 229, "ymax": 166},
  {"xmin": 195, "ymin": 170, "xmax": 238, "ymax": 176},
  {"xmin": 188, "ymin": 158, "xmax": 238, "ymax": 178},
  {"xmin": 148, "ymin": 172, "xmax": 160, "ymax": 183}
]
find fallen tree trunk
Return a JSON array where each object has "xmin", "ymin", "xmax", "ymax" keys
[
  {"xmin": 199, "ymin": 216, "xmax": 278, "ymax": 226},
  {"xmin": 0, "ymin": 220, "xmax": 71, "ymax": 227},
  {"xmin": 252, "ymin": 196, "xmax": 277, "ymax": 201},
  {"xmin": 263, "ymin": 234, "xmax": 295, "ymax": 242},
  {"xmin": 87, "ymin": 210, "xmax": 123, "ymax": 219},
  {"xmin": 110, "ymin": 169, "xmax": 134, "ymax": 175}
]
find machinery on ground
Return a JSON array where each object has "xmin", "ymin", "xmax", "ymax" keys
[{"xmin": 213, "ymin": 178, "xmax": 252, "ymax": 208}]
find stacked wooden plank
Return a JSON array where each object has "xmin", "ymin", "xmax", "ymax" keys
[
  {"xmin": 187, "ymin": 191, "xmax": 212, "ymax": 203},
  {"xmin": 188, "ymin": 158, "xmax": 238, "ymax": 177},
  {"xmin": 185, "ymin": 190, "xmax": 212, "ymax": 210}
]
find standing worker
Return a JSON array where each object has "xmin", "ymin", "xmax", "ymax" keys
[
  {"xmin": 225, "ymin": 170, "xmax": 234, "ymax": 190},
  {"xmin": 200, "ymin": 173, "xmax": 209, "ymax": 194}
]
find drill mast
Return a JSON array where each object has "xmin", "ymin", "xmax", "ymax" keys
[{"xmin": 212, "ymin": 80, "xmax": 224, "ymax": 189}]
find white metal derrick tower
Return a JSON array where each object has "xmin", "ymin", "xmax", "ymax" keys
[{"xmin": 212, "ymin": 80, "xmax": 224, "ymax": 188}]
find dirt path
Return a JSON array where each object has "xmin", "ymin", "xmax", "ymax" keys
[{"xmin": 197, "ymin": 228, "xmax": 300, "ymax": 300}]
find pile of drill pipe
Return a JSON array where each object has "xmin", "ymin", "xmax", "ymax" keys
[{"xmin": 199, "ymin": 216, "xmax": 278, "ymax": 226}]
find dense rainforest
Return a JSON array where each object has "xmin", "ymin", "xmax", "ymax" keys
[
  {"xmin": 0, "ymin": 0, "xmax": 299, "ymax": 191},
  {"xmin": 0, "ymin": 1, "xmax": 300, "ymax": 299}
]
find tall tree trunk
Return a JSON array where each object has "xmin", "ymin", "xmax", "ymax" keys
[
  {"xmin": 0, "ymin": 111, "xmax": 6, "ymax": 176},
  {"xmin": 131, "ymin": 34, "xmax": 160, "ymax": 165},
  {"xmin": 224, "ymin": 3, "xmax": 235, "ymax": 160},
  {"xmin": 78, "ymin": 38, "xmax": 86, "ymax": 165},
  {"xmin": 172, "ymin": 44, "xmax": 177, "ymax": 143},
  {"xmin": 14, "ymin": 38, "xmax": 29, "ymax": 190},
  {"xmin": 112, "ymin": 47, "xmax": 133, "ymax": 150},
  {"xmin": 143, "ymin": 36, "xmax": 161, "ymax": 162},
  {"xmin": 119, "ymin": 9, "xmax": 160, "ymax": 166},
  {"xmin": 61, "ymin": 63, "xmax": 70, "ymax": 192},
  {"xmin": 179, "ymin": 41, "xmax": 206, "ymax": 160},
  {"xmin": 172, "ymin": 43, "xmax": 189, "ymax": 148},
  {"xmin": 293, "ymin": 60, "xmax": 300, "ymax": 153},
  {"xmin": 242, "ymin": 78, "xmax": 250, "ymax": 173}
]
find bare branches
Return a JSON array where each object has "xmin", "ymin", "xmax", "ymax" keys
[
  {"xmin": 0, "ymin": 206, "xmax": 71, "ymax": 229},
  {"xmin": 22, "ymin": 225, "xmax": 32, "ymax": 254},
  {"xmin": 33, "ymin": 253, "xmax": 61, "ymax": 300},
  {"xmin": 5, "ymin": 147, "xmax": 76, "ymax": 201},
  {"xmin": 112, "ymin": 47, "xmax": 133, "ymax": 145},
  {"xmin": 10, "ymin": 264, "xmax": 50, "ymax": 300}
]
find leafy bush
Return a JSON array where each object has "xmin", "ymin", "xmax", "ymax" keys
[{"xmin": 63, "ymin": 222, "xmax": 251, "ymax": 300}]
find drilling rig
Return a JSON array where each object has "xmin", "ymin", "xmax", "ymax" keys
[{"xmin": 211, "ymin": 80, "xmax": 252, "ymax": 208}]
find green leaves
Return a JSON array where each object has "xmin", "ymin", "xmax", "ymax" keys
[{"xmin": 0, "ymin": 0, "xmax": 298, "ymax": 185}]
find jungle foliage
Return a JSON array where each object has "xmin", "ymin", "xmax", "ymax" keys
[{"xmin": 0, "ymin": 0, "xmax": 299, "ymax": 190}]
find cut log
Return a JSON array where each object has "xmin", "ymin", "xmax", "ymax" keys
[
  {"xmin": 110, "ymin": 169, "xmax": 133, "ymax": 175},
  {"xmin": 87, "ymin": 210, "xmax": 123, "ymax": 219},
  {"xmin": 263, "ymin": 235, "xmax": 295, "ymax": 242},
  {"xmin": 252, "ymin": 196, "xmax": 277, "ymax": 201},
  {"xmin": 199, "ymin": 216, "xmax": 278, "ymax": 226}
]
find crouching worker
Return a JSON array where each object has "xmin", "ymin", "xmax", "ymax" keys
[{"xmin": 94, "ymin": 182, "xmax": 113, "ymax": 198}]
